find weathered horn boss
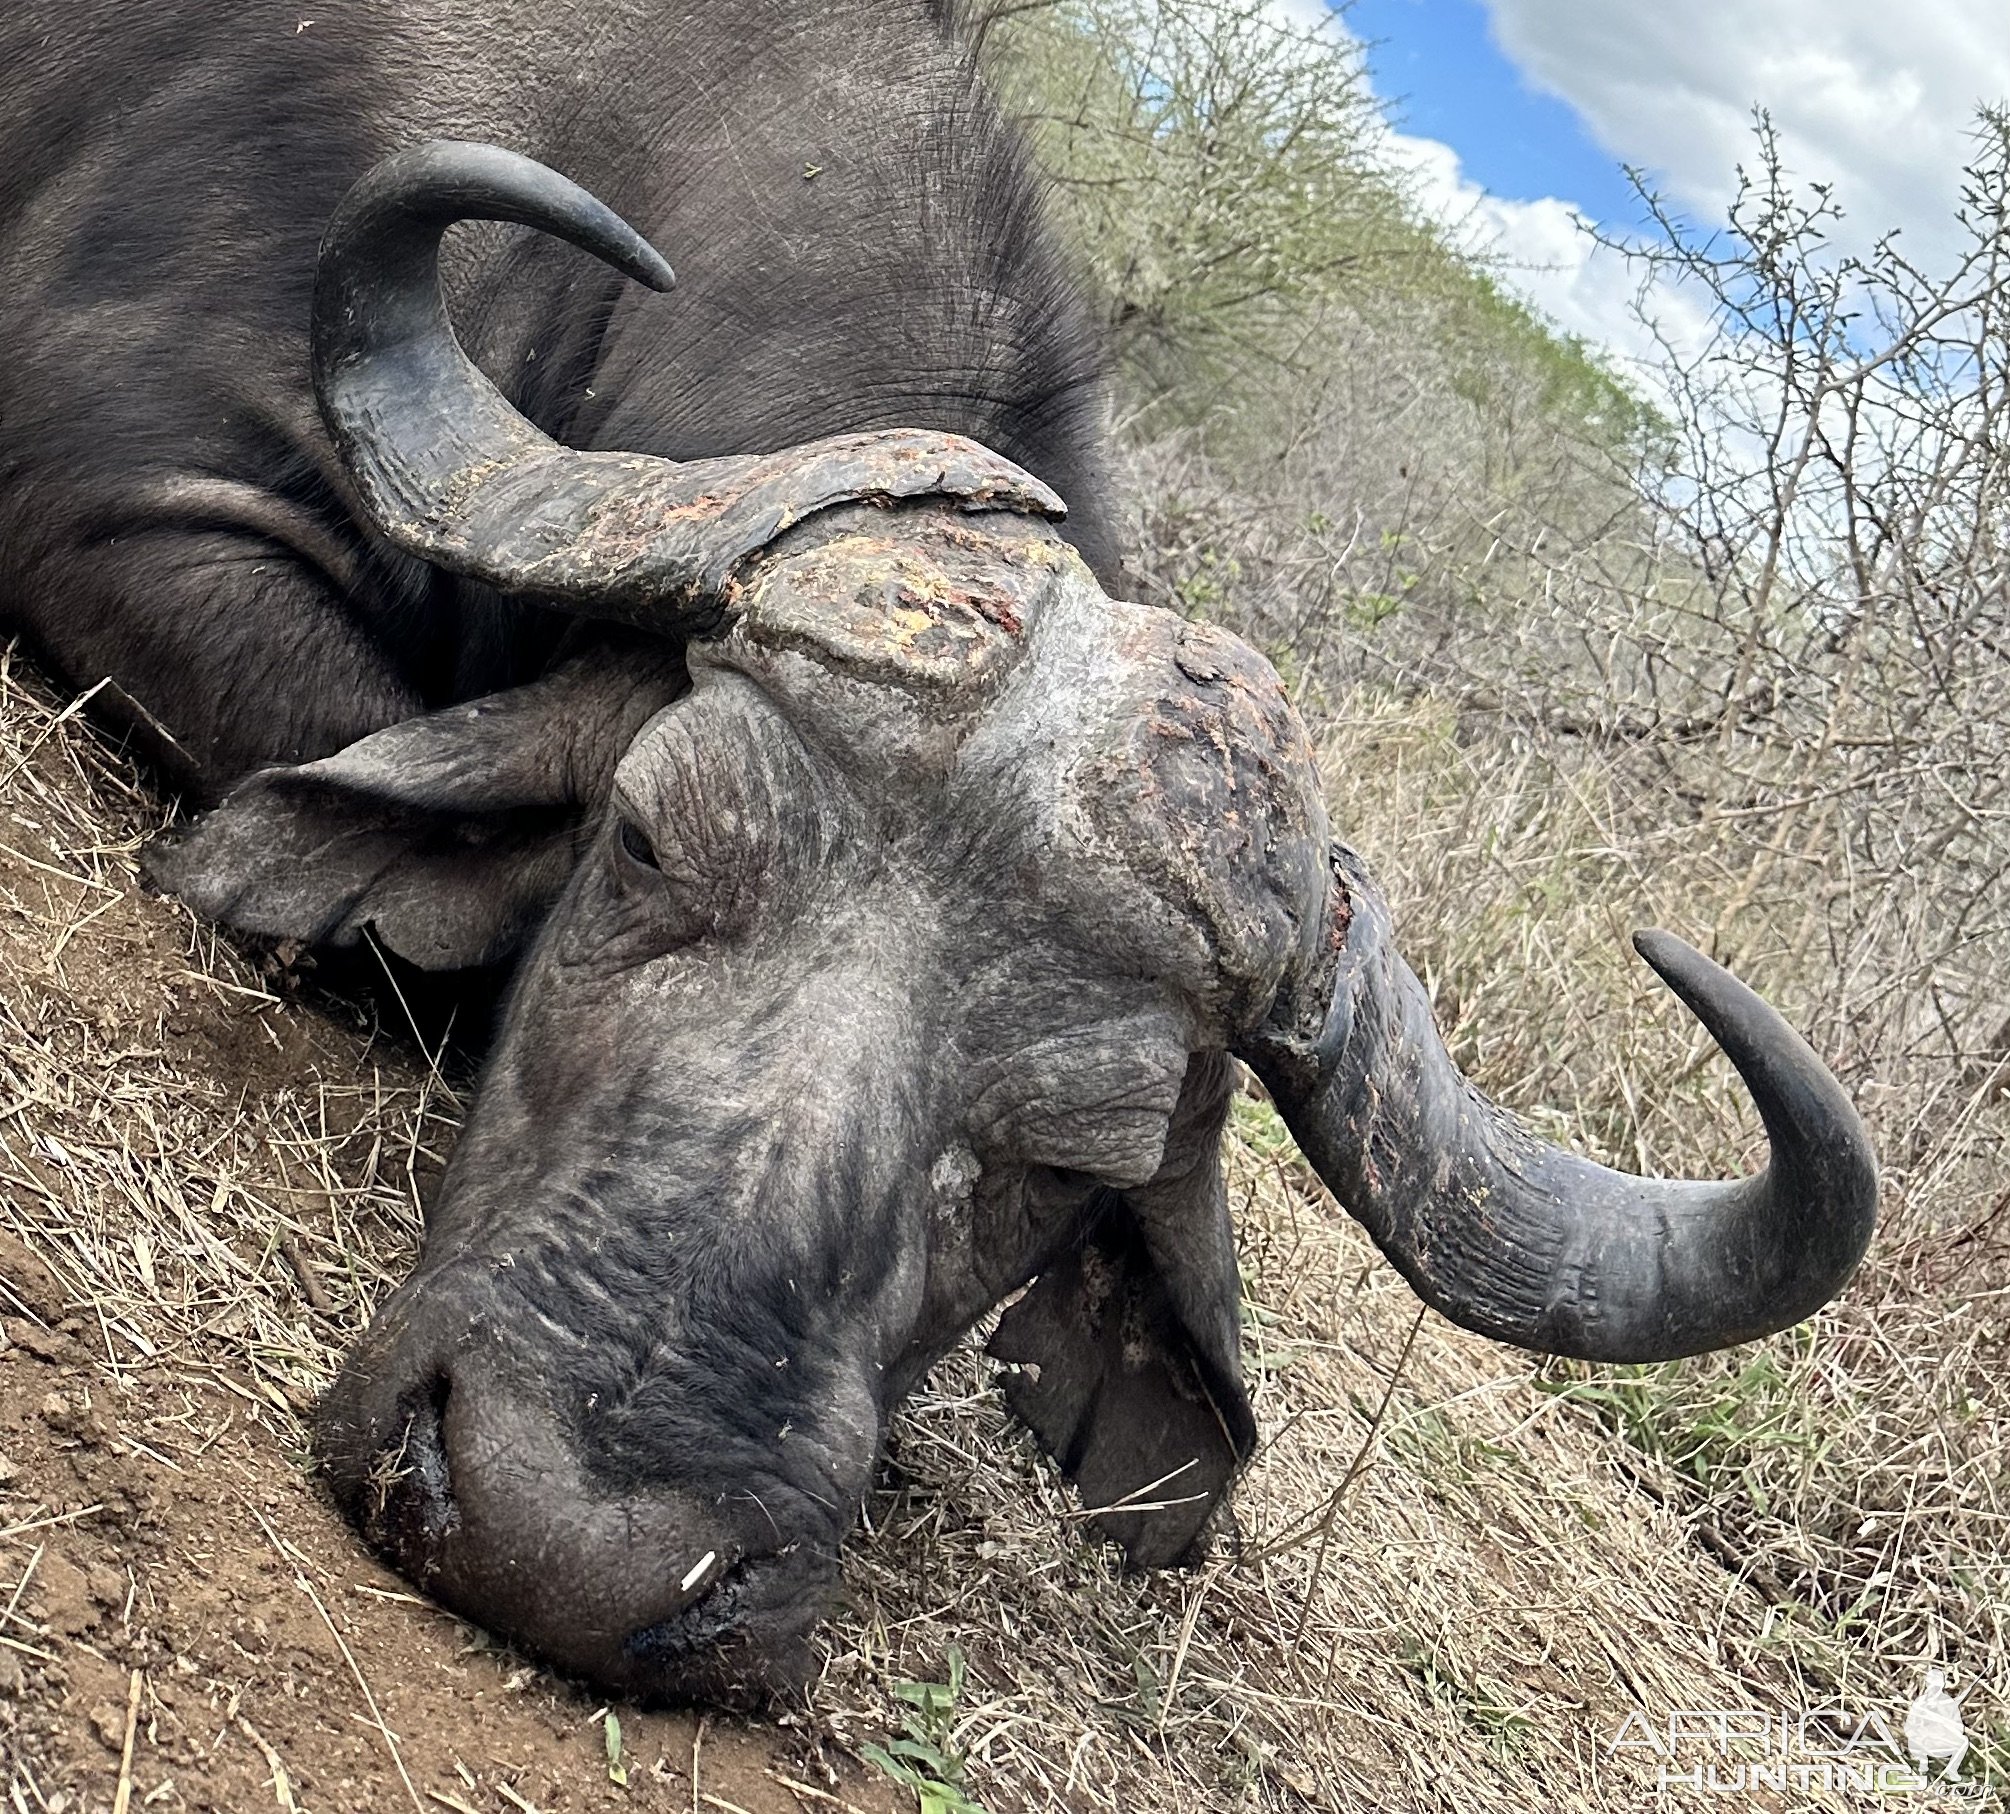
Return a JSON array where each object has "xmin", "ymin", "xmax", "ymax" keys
[
  {"xmin": 318, "ymin": 141, "xmax": 1878, "ymax": 1372},
  {"xmin": 314, "ymin": 141, "xmax": 1066, "ymax": 627}
]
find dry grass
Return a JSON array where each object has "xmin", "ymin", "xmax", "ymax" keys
[
  {"xmin": 0, "ymin": 639, "xmax": 1997, "ymax": 1812},
  {"xmin": 1304, "ymin": 686, "xmax": 2010, "ymax": 1789}
]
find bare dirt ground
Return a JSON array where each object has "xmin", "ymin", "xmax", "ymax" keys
[
  {"xmin": 0, "ymin": 654, "xmax": 897, "ymax": 1814},
  {"xmin": 0, "ymin": 1305, "xmax": 895, "ymax": 1814},
  {"xmin": 0, "ymin": 646, "xmax": 1975, "ymax": 1812}
]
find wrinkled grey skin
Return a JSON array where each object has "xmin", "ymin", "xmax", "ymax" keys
[
  {"xmin": 1, "ymin": 1, "xmax": 1877, "ymax": 1709},
  {"xmin": 158, "ymin": 505, "xmax": 1300, "ymax": 1698}
]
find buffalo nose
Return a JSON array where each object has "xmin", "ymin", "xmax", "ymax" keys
[{"xmin": 315, "ymin": 1293, "xmax": 822, "ymax": 1701}]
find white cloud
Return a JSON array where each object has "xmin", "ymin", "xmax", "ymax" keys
[
  {"xmin": 1262, "ymin": 0, "xmax": 1348, "ymax": 42},
  {"xmin": 1384, "ymin": 137, "xmax": 1611, "ymax": 339},
  {"xmin": 1268, "ymin": 0, "xmax": 2010, "ymax": 376},
  {"xmin": 1378, "ymin": 131, "xmax": 1715, "ymax": 393},
  {"xmin": 1482, "ymin": 0, "xmax": 2010, "ymax": 264}
]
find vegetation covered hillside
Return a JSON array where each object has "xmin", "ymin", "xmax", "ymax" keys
[
  {"xmin": 0, "ymin": 7, "xmax": 2001, "ymax": 1812},
  {"xmin": 990, "ymin": 0, "xmax": 2010, "ymax": 1786},
  {"xmin": 987, "ymin": 0, "xmax": 1660, "ymax": 687}
]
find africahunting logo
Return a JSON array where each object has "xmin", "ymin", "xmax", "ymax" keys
[{"xmin": 1608, "ymin": 1671, "xmax": 1994, "ymax": 1800}]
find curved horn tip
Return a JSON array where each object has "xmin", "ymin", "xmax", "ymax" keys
[
  {"xmin": 628, "ymin": 247, "xmax": 677, "ymax": 294},
  {"xmin": 1632, "ymin": 927, "xmax": 1716, "ymax": 995},
  {"xmin": 353, "ymin": 139, "xmax": 677, "ymax": 296},
  {"xmin": 1630, "ymin": 922, "xmax": 1879, "ymax": 1200},
  {"xmin": 1627, "ymin": 927, "xmax": 1781, "ymax": 1039}
]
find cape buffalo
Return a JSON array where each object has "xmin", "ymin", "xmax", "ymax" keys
[{"xmin": 0, "ymin": 1, "xmax": 1876, "ymax": 1703}]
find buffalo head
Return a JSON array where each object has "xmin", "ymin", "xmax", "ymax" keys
[{"xmin": 149, "ymin": 144, "xmax": 1878, "ymax": 1703}]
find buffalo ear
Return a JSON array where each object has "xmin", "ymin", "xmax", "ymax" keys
[
  {"xmin": 987, "ymin": 1053, "xmax": 1256, "ymax": 1568},
  {"xmin": 143, "ymin": 640, "xmax": 684, "ymax": 971}
]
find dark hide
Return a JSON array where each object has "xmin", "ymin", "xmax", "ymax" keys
[
  {"xmin": 989, "ymin": 1051, "xmax": 1257, "ymax": 1568},
  {"xmin": 0, "ymin": 0, "xmax": 1878, "ymax": 1711},
  {"xmin": 0, "ymin": 0, "xmax": 1113, "ymax": 792}
]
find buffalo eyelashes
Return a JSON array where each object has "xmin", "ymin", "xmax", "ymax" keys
[{"xmin": 615, "ymin": 814, "xmax": 660, "ymax": 873}]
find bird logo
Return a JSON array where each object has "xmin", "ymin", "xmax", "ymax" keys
[{"xmin": 1904, "ymin": 1668, "xmax": 1971, "ymax": 1781}]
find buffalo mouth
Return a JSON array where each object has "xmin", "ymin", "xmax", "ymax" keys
[
  {"xmin": 314, "ymin": 1268, "xmax": 848, "ymax": 1705},
  {"xmin": 621, "ymin": 1547, "xmax": 830, "ymax": 1703}
]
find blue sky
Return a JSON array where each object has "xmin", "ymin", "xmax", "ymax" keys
[
  {"xmin": 1282, "ymin": 0, "xmax": 2010, "ymax": 364},
  {"xmin": 1347, "ymin": 0, "xmax": 1638, "ymax": 226}
]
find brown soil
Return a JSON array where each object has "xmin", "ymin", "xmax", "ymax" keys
[
  {"xmin": 0, "ymin": 650, "xmax": 1915, "ymax": 1814},
  {"xmin": 0, "ymin": 1304, "xmax": 894, "ymax": 1814}
]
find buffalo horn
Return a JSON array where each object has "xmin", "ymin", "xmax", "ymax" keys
[
  {"xmin": 1239, "ymin": 846, "xmax": 1878, "ymax": 1362},
  {"xmin": 312, "ymin": 140, "xmax": 1064, "ymax": 624}
]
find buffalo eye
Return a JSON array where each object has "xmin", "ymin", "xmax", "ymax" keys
[{"xmin": 615, "ymin": 814, "xmax": 660, "ymax": 872}]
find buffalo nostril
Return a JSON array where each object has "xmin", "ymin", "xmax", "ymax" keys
[
  {"xmin": 321, "ymin": 1324, "xmax": 834, "ymax": 1698},
  {"xmin": 359, "ymin": 1373, "xmax": 457, "ymax": 1569}
]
